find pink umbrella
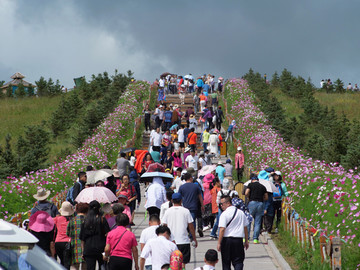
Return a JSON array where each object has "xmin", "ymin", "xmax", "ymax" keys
[{"xmin": 75, "ymin": 187, "xmax": 118, "ymax": 204}]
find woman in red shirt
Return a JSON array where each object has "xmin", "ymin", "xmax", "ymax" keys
[{"xmin": 53, "ymin": 201, "xmax": 74, "ymax": 268}]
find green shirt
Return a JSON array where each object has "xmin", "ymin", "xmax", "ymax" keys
[{"xmin": 202, "ymin": 131, "xmax": 210, "ymax": 143}]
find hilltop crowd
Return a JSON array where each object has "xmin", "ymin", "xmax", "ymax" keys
[{"xmin": 22, "ymin": 74, "xmax": 289, "ymax": 270}]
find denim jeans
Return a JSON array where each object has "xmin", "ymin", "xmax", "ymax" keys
[
  {"xmin": 190, "ymin": 210, "xmax": 197, "ymax": 231},
  {"xmin": 247, "ymin": 201, "xmax": 264, "ymax": 240},
  {"xmin": 210, "ymin": 208, "xmax": 222, "ymax": 237},
  {"xmin": 203, "ymin": 142, "xmax": 208, "ymax": 151}
]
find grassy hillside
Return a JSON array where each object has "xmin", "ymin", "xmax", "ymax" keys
[
  {"xmin": 314, "ymin": 92, "xmax": 360, "ymax": 120},
  {"xmin": 0, "ymin": 96, "xmax": 74, "ymax": 162},
  {"xmin": 271, "ymin": 87, "xmax": 360, "ymax": 121}
]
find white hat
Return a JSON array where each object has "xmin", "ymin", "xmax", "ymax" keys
[
  {"xmin": 274, "ymin": 171, "xmax": 282, "ymax": 176},
  {"xmin": 237, "ymin": 146, "xmax": 242, "ymax": 151},
  {"xmin": 217, "ymin": 161, "xmax": 223, "ymax": 166},
  {"xmin": 159, "ymin": 105, "xmax": 163, "ymax": 108}
]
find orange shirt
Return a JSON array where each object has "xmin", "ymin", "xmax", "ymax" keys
[
  {"xmin": 211, "ymin": 186, "xmax": 221, "ymax": 213},
  {"xmin": 188, "ymin": 132, "xmax": 197, "ymax": 145},
  {"xmin": 199, "ymin": 94, "xmax": 207, "ymax": 101}
]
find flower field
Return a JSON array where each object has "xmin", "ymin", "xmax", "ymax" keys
[
  {"xmin": 224, "ymin": 78, "xmax": 360, "ymax": 268},
  {"xmin": 0, "ymin": 81, "xmax": 150, "ymax": 220}
]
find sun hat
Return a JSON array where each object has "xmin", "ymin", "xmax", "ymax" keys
[
  {"xmin": 184, "ymin": 147, "xmax": 191, "ymax": 153},
  {"xmin": 59, "ymin": 201, "xmax": 75, "ymax": 216},
  {"xmin": 113, "ymin": 169, "xmax": 120, "ymax": 178},
  {"xmin": 237, "ymin": 146, "xmax": 242, "ymax": 151},
  {"xmin": 199, "ymin": 151, "xmax": 205, "ymax": 156},
  {"xmin": 172, "ymin": 193, "xmax": 182, "ymax": 200},
  {"xmin": 203, "ymin": 173, "xmax": 214, "ymax": 183},
  {"xmin": 217, "ymin": 161, "xmax": 223, "ymax": 166},
  {"xmin": 173, "ymin": 104, "xmax": 179, "ymax": 109},
  {"xmin": 33, "ymin": 188, "xmax": 51, "ymax": 201},
  {"xmin": 118, "ymin": 194, "xmax": 129, "ymax": 201},
  {"xmin": 274, "ymin": 171, "xmax": 282, "ymax": 176},
  {"xmin": 189, "ymin": 114, "xmax": 195, "ymax": 119},
  {"xmin": 265, "ymin": 167, "xmax": 275, "ymax": 173},
  {"xmin": 29, "ymin": 211, "xmax": 54, "ymax": 232}
]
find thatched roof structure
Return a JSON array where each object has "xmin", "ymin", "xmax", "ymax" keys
[{"xmin": 1, "ymin": 72, "xmax": 35, "ymax": 89}]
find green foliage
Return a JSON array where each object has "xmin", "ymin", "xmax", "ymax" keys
[
  {"xmin": 334, "ymin": 78, "xmax": 344, "ymax": 93},
  {"xmin": 27, "ymin": 86, "xmax": 34, "ymax": 96},
  {"xmin": 16, "ymin": 125, "xmax": 50, "ymax": 174},
  {"xmin": 35, "ymin": 76, "xmax": 48, "ymax": 96},
  {"xmin": 15, "ymin": 83, "xmax": 26, "ymax": 98},
  {"xmin": 0, "ymin": 135, "xmax": 16, "ymax": 179},
  {"xmin": 35, "ymin": 77, "xmax": 63, "ymax": 97},
  {"xmin": 6, "ymin": 85, "xmax": 12, "ymax": 97},
  {"xmin": 271, "ymin": 71, "xmax": 280, "ymax": 88}
]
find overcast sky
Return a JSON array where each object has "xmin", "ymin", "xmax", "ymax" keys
[{"xmin": 0, "ymin": 0, "xmax": 359, "ymax": 88}]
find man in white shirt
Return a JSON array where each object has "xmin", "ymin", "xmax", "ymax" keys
[
  {"xmin": 151, "ymin": 127, "xmax": 163, "ymax": 152},
  {"xmin": 185, "ymin": 149, "xmax": 199, "ymax": 173},
  {"xmin": 194, "ymin": 249, "xmax": 219, "ymax": 270},
  {"xmin": 171, "ymin": 168, "xmax": 184, "ymax": 192},
  {"xmin": 145, "ymin": 177, "xmax": 167, "ymax": 217},
  {"xmin": 140, "ymin": 225, "xmax": 177, "ymax": 270},
  {"xmin": 162, "ymin": 193, "xmax": 197, "ymax": 268},
  {"xmin": 177, "ymin": 125, "xmax": 185, "ymax": 151},
  {"xmin": 140, "ymin": 215, "xmax": 161, "ymax": 270},
  {"xmin": 217, "ymin": 196, "xmax": 249, "ymax": 270}
]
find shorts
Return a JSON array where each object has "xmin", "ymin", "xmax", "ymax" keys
[
  {"xmin": 179, "ymin": 142, "xmax": 185, "ymax": 148},
  {"xmin": 177, "ymin": 243, "xmax": 190, "ymax": 264}
]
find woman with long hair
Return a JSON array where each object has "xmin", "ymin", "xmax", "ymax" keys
[{"xmin": 80, "ymin": 200, "xmax": 110, "ymax": 270}]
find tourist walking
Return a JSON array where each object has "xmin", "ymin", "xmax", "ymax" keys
[
  {"xmin": 145, "ymin": 177, "xmax": 167, "ymax": 217},
  {"xmin": 31, "ymin": 188, "xmax": 59, "ymax": 217},
  {"xmin": 235, "ymin": 147, "xmax": 245, "ymax": 181},
  {"xmin": 217, "ymin": 195, "xmax": 249, "ymax": 270},
  {"xmin": 104, "ymin": 213, "xmax": 139, "ymax": 270},
  {"xmin": 140, "ymin": 214, "xmax": 161, "ymax": 269}
]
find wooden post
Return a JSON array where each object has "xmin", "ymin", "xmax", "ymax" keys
[
  {"xmin": 299, "ymin": 224, "xmax": 303, "ymax": 247},
  {"xmin": 320, "ymin": 235, "xmax": 327, "ymax": 263},
  {"xmin": 331, "ymin": 237, "xmax": 341, "ymax": 270}
]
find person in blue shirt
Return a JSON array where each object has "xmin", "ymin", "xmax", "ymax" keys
[
  {"xmin": 164, "ymin": 108, "xmax": 173, "ymax": 131},
  {"xmin": 196, "ymin": 78, "xmax": 204, "ymax": 94},
  {"xmin": 215, "ymin": 162, "xmax": 226, "ymax": 184}
]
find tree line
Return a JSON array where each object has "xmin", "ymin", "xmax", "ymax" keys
[
  {"xmin": 244, "ymin": 68, "xmax": 360, "ymax": 170},
  {"xmin": 0, "ymin": 70, "xmax": 133, "ymax": 180}
]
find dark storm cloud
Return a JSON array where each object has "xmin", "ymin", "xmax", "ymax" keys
[{"xmin": 2, "ymin": 0, "xmax": 360, "ymax": 87}]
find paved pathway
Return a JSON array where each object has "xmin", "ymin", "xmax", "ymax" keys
[{"xmin": 131, "ymin": 184, "xmax": 282, "ymax": 270}]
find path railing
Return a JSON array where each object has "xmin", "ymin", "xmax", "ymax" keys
[{"xmin": 282, "ymin": 199, "xmax": 342, "ymax": 270}]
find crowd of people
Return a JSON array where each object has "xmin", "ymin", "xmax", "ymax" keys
[{"xmin": 22, "ymin": 74, "xmax": 290, "ymax": 270}]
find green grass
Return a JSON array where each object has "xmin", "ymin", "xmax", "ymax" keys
[
  {"xmin": 271, "ymin": 87, "xmax": 303, "ymax": 118},
  {"xmin": 0, "ymin": 96, "xmax": 75, "ymax": 162},
  {"xmin": 0, "ymin": 96, "xmax": 62, "ymax": 142},
  {"xmin": 314, "ymin": 92, "xmax": 360, "ymax": 120}
]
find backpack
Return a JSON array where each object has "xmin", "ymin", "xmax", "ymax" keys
[
  {"xmin": 34, "ymin": 203, "xmax": 56, "ymax": 217},
  {"xmin": 232, "ymin": 197, "xmax": 253, "ymax": 223},
  {"xmin": 273, "ymin": 183, "xmax": 283, "ymax": 198},
  {"xmin": 227, "ymin": 125, "xmax": 233, "ymax": 132},
  {"xmin": 66, "ymin": 181, "xmax": 82, "ymax": 204}
]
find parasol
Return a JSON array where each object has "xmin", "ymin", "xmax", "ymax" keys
[
  {"xmin": 86, "ymin": 169, "xmax": 113, "ymax": 184},
  {"xmin": 244, "ymin": 179, "xmax": 277, "ymax": 193},
  {"xmin": 75, "ymin": 187, "xmax": 118, "ymax": 204},
  {"xmin": 198, "ymin": 165, "xmax": 216, "ymax": 177},
  {"xmin": 140, "ymin": 162, "xmax": 173, "ymax": 182}
]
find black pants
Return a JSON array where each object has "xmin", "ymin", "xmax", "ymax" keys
[
  {"xmin": 263, "ymin": 214, "xmax": 274, "ymax": 233},
  {"xmin": 109, "ymin": 256, "xmax": 132, "ymax": 270},
  {"xmin": 237, "ymin": 167, "xmax": 244, "ymax": 181},
  {"xmin": 216, "ymin": 121, "xmax": 222, "ymax": 131},
  {"xmin": 152, "ymin": 146, "xmax": 160, "ymax": 152},
  {"xmin": 144, "ymin": 116, "xmax": 151, "ymax": 131},
  {"xmin": 55, "ymin": 242, "xmax": 69, "ymax": 268},
  {"xmin": 147, "ymin": 206, "xmax": 160, "ymax": 217},
  {"xmin": 221, "ymin": 237, "xmax": 245, "ymax": 270},
  {"xmin": 273, "ymin": 200, "xmax": 282, "ymax": 228},
  {"xmin": 155, "ymin": 117, "xmax": 162, "ymax": 129},
  {"xmin": 207, "ymin": 118, "xmax": 213, "ymax": 129},
  {"xmin": 84, "ymin": 254, "xmax": 104, "ymax": 270}
]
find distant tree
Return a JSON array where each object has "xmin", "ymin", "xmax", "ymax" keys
[
  {"xmin": 271, "ymin": 71, "xmax": 280, "ymax": 87},
  {"xmin": 6, "ymin": 85, "xmax": 13, "ymax": 97},
  {"xmin": 334, "ymin": 78, "xmax": 345, "ymax": 93},
  {"xmin": 341, "ymin": 136, "xmax": 360, "ymax": 170},
  {"xmin": 0, "ymin": 80, "xmax": 4, "ymax": 87},
  {"xmin": 15, "ymin": 83, "xmax": 26, "ymax": 98},
  {"xmin": 16, "ymin": 125, "xmax": 50, "ymax": 174},
  {"xmin": 35, "ymin": 76, "xmax": 48, "ymax": 96},
  {"xmin": 0, "ymin": 134, "xmax": 17, "ymax": 178},
  {"xmin": 279, "ymin": 68, "xmax": 294, "ymax": 95},
  {"xmin": 27, "ymin": 85, "xmax": 35, "ymax": 96}
]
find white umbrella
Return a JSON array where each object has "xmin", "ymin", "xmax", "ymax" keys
[
  {"xmin": 198, "ymin": 165, "xmax": 216, "ymax": 177},
  {"xmin": 86, "ymin": 169, "xmax": 113, "ymax": 184},
  {"xmin": 75, "ymin": 187, "xmax": 118, "ymax": 204},
  {"xmin": 244, "ymin": 179, "xmax": 277, "ymax": 193}
]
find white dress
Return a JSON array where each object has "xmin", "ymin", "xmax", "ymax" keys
[{"xmin": 208, "ymin": 134, "xmax": 219, "ymax": 154}]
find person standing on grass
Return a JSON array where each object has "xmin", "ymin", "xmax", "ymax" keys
[
  {"xmin": 235, "ymin": 147, "xmax": 245, "ymax": 181},
  {"xmin": 245, "ymin": 176, "xmax": 268, "ymax": 244},
  {"xmin": 217, "ymin": 196, "xmax": 249, "ymax": 270},
  {"xmin": 162, "ymin": 193, "xmax": 197, "ymax": 269}
]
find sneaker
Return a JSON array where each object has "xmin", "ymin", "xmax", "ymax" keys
[
  {"xmin": 209, "ymin": 235, "xmax": 218, "ymax": 240},
  {"xmin": 253, "ymin": 239, "xmax": 259, "ymax": 244},
  {"xmin": 275, "ymin": 228, "xmax": 279, "ymax": 234},
  {"xmin": 203, "ymin": 225, "xmax": 211, "ymax": 232},
  {"xmin": 198, "ymin": 229, "xmax": 204, "ymax": 237}
]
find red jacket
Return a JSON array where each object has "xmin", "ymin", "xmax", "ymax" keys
[{"xmin": 235, "ymin": 152, "xmax": 244, "ymax": 169}]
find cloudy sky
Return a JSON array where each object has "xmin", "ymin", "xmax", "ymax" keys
[{"xmin": 0, "ymin": 0, "xmax": 359, "ymax": 88}]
